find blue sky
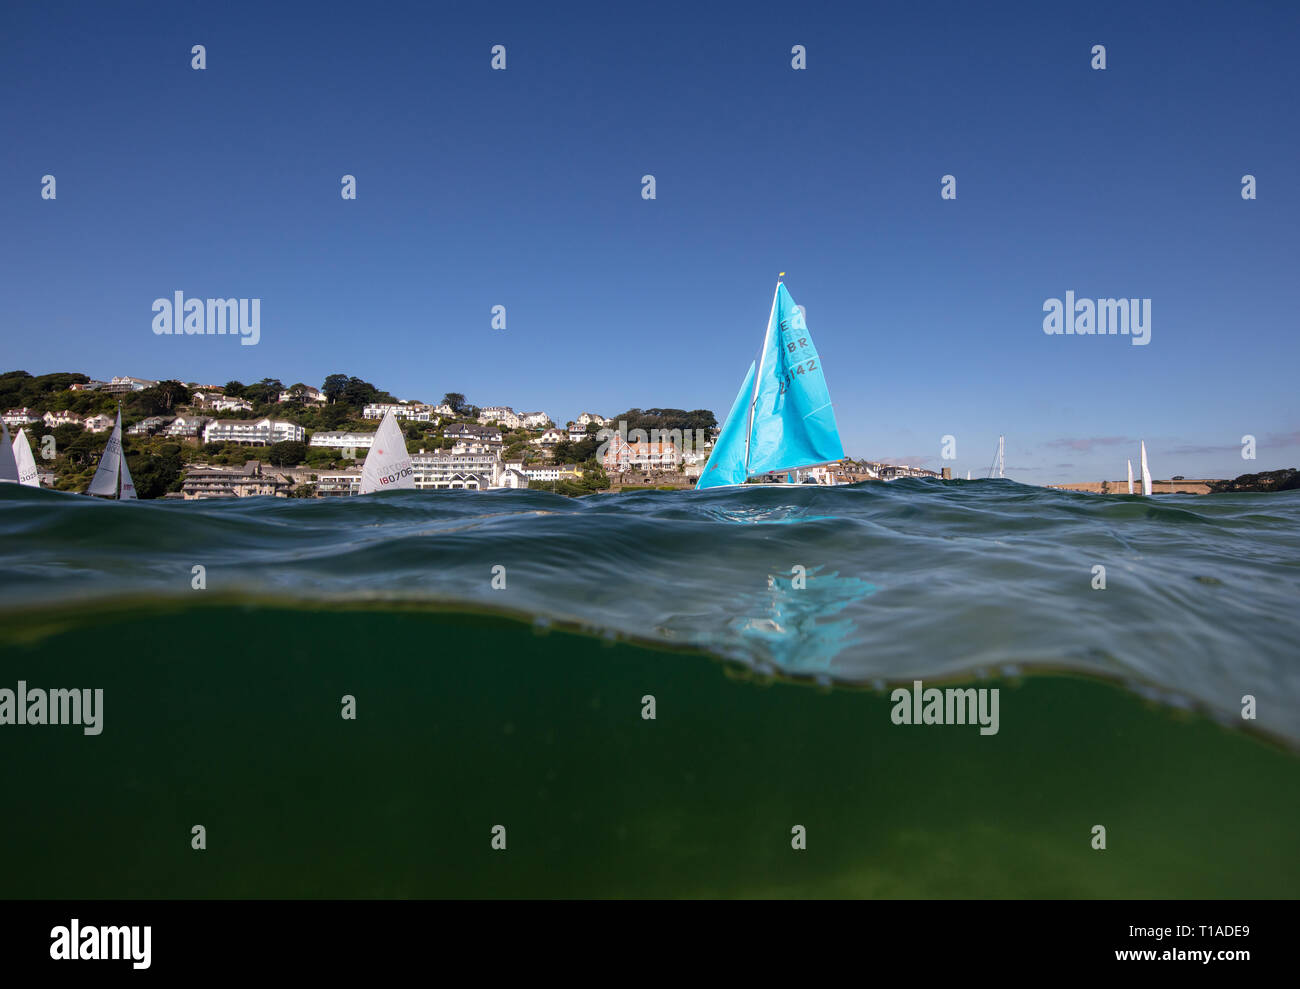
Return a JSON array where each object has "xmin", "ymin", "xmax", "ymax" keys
[{"xmin": 1, "ymin": 0, "xmax": 1296, "ymax": 482}]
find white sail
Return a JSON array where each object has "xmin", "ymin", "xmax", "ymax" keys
[
  {"xmin": 0, "ymin": 422, "xmax": 18, "ymax": 483},
  {"xmin": 119, "ymin": 445, "xmax": 137, "ymax": 499},
  {"xmin": 88, "ymin": 411, "xmax": 123, "ymax": 497},
  {"xmin": 360, "ymin": 410, "xmax": 415, "ymax": 493},
  {"xmin": 1140, "ymin": 441, "xmax": 1152, "ymax": 496},
  {"xmin": 14, "ymin": 429, "xmax": 40, "ymax": 486},
  {"xmin": 1127, "ymin": 459, "xmax": 1134, "ymax": 494},
  {"xmin": 966, "ymin": 470, "xmax": 971, "ymax": 480}
]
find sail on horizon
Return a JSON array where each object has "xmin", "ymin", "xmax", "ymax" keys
[
  {"xmin": 361, "ymin": 410, "xmax": 416, "ymax": 494},
  {"xmin": 697, "ymin": 281, "xmax": 843, "ymax": 488},
  {"xmin": 87, "ymin": 411, "xmax": 124, "ymax": 497}
]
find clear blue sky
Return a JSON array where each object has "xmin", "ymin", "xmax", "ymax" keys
[{"xmin": 2, "ymin": 0, "xmax": 1296, "ymax": 482}]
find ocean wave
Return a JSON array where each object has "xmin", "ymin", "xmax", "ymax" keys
[{"xmin": 2, "ymin": 479, "xmax": 1298, "ymax": 743}]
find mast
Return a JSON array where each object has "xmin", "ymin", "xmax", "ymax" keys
[
  {"xmin": 987, "ymin": 435, "xmax": 1005, "ymax": 478},
  {"xmin": 742, "ymin": 278, "xmax": 782, "ymax": 478}
]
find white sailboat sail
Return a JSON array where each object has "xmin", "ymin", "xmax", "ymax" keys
[
  {"xmin": 1127, "ymin": 459, "xmax": 1134, "ymax": 494},
  {"xmin": 360, "ymin": 410, "xmax": 415, "ymax": 493},
  {"xmin": 119, "ymin": 444, "xmax": 137, "ymax": 499},
  {"xmin": 88, "ymin": 411, "xmax": 124, "ymax": 497},
  {"xmin": 0, "ymin": 423, "xmax": 19, "ymax": 483},
  {"xmin": 14, "ymin": 429, "xmax": 40, "ymax": 487},
  {"xmin": 1140, "ymin": 440, "xmax": 1153, "ymax": 496}
]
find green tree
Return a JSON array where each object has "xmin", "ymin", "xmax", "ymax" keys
[
  {"xmin": 322, "ymin": 374, "xmax": 350, "ymax": 404},
  {"xmin": 267, "ymin": 440, "xmax": 307, "ymax": 467},
  {"xmin": 442, "ymin": 393, "xmax": 467, "ymax": 414}
]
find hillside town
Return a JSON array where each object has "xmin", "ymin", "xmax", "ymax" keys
[
  {"xmin": 1, "ymin": 371, "xmax": 914, "ymax": 499},
  {"xmin": 0, "ymin": 371, "xmax": 961, "ymax": 499}
]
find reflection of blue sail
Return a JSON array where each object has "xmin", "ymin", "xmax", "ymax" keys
[
  {"xmin": 747, "ymin": 283, "xmax": 844, "ymax": 475},
  {"xmin": 696, "ymin": 361, "xmax": 757, "ymax": 489},
  {"xmin": 734, "ymin": 568, "xmax": 876, "ymax": 674}
]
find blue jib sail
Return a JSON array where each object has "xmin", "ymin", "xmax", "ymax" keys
[
  {"xmin": 746, "ymin": 283, "xmax": 844, "ymax": 475},
  {"xmin": 696, "ymin": 360, "xmax": 757, "ymax": 489}
]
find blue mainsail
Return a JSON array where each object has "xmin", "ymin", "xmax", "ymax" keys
[
  {"xmin": 696, "ymin": 361, "xmax": 757, "ymax": 489},
  {"xmin": 746, "ymin": 283, "xmax": 844, "ymax": 475},
  {"xmin": 695, "ymin": 281, "xmax": 844, "ymax": 489}
]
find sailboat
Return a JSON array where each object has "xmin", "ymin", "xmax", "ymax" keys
[
  {"xmin": 696, "ymin": 279, "xmax": 844, "ymax": 489},
  {"xmin": 1127, "ymin": 459, "xmax": 1134, "ymax": 494},
  {"xmin": 360, "ymin": 409, "xmax": 415, "ymax": 493},
  {"xmin": 87, "ymin": 409, "xmax": 136, "ymax": 499},
  {"xmin": 1139, "ymin": 440, "xmax": 1153, "ymax": 496},
  {"xmin": 0, "ymin": 423, "xmax": 19, "ymax": 485},
  {"xmin": 987, "ymin": 435, "xmax": 1005, "ymax": 478},
  {"xmin": 13, "ymin": 429, "xmax": 40, "ymax": 486}
]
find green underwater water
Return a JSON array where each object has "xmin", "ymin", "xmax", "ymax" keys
[{"xmin": 1, "ymin": 600, "xmax": 1295, "ymax": 899}]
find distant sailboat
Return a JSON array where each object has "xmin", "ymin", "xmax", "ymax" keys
[
  {"xmin": 1139, "ymin": 440, "xmax": 1153, "ymax": 497},
  {"xmin": 0, "ymin": 423, "xmax": 19, "ymax": 484},
  {"xmin": 987, "ymin": 435, "xmax": 1005, "ymax": 478},
  {"xmin": 697, "ymin": 279, "xmax": 844, "ymax": 488},
  {"xmin": 966, "ymin": 470, "xmax": 971, "ymax": 480},
  {"xmin": 87, "ymin": 410, "xmax": 136, "ymax": 499},
  {"xmin": 360, "ymin": 410, "xmax": 415, "ymax": 493},
  {"xmin": 1127, "ymin": 459, "xmax": 1134, "ymax": 494},
  {"xmin": 13, "ymin": 429, "xmax": 40, "ymax": 486}
]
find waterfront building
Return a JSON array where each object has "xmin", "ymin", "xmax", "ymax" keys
[
  {"xmin": 179, "ymin": 461, "xmax": 290, "ymax": 499},
  {"xmin": 601, "ymin": 435, "xmax": 682, "ymax": 472},
  {"xmin": 309, "ymin": 431, "xmax": 375, "ymax": 450},
  {"xmin": 2, "ymin": 408, "xmax": 41, "ymax": 427},
  {"xmin": 203, "ymin": 418, "xmax": 305, "ymax": 446},
  {"xmin": 101, "ymin": 376, "xmax": 157, "ymax": 395},
  {"xmin": 363, "ymin": 402, "xmax": 432, "ymax": 422}
]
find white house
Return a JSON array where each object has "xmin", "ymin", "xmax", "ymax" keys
[
  {"xmin": 309, "ymin": 431, "xmax": 375, "ymax": 450},
  {"xmin": 165, "ymin": 415, "xmax": 210, "ymax": 438},
  {"xmin": 204, "ymin": 418, "xmax": 305, "ymax": 446},
  {"xmin": 495, "ymin": 467, "xmax": 529, "ymax": 489},
  {"xmin": 577, "ymin": 412, "xmax": 610, "ymax": 427},
  {"xmin": 432, "ymin": 404, "xmax": 458, "ymax": 417},
  {"xmin": 278, "ymin": 386, "xmax": 326, "ymax": 404},
  {"xmin": 443, "ymin": 423, "xmax": 502, "ymax": 444},
  {"xmin": 531, "ymin": 428, "xmax": 567, "ymax": 447},
  {"xmin": 315, "ymin": 469, "xmax": 362, "ymax": 496},
  {"xmin": 410, "ymin": 447, "xmax": 501, "ymax": 488},
  {"xmin": 210, "ymin": 396, "xmax": 253, "ymax": 413},
  {"xmin": 83, "ymin": 414, "xmax": 115, "ymax": 433},
  {"xmin": 128, "ymin": 416, "xmax": 174, "ymax": 436},
  {"xmin": 101, "ymin": 376, "xmax": 157, "ymax": 395},
  {"xmin": 520, "ymin": 463, "xmax": 583, "ymax": 482},
  {"xmin": 43, "ymin": 410, "xmax": 83, "ymax": 428},
  {"xmin": 518, "ymin": 411, "xmax": 552, "ymax": 429},
  {"xmin": 363, "ymin": 402, "xmax": 432, "ymax": 422},
  {"xmin": 477, "ymin": 406, "xmax": 522, "ymax": 429},
  {"xmin": 2, "ymin": 408, "xmax": 41, "ymax": 427}
]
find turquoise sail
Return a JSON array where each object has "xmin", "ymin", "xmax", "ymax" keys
[
  {"xmin": 696, "ymin": 360, "xmax": 757, "ymax": 489},
  {"xmin": 746, "ymin": 283, "xmax": 844, "ymax": 474}
]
